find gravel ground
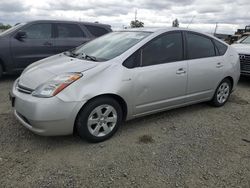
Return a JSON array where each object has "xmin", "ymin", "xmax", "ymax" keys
[{"xmin": 0, "ymin": 75, "xmax": 250, "ymax": 188}]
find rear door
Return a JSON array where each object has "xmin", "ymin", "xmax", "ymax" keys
[
  {"xmin": 54, "ymin": 23, "xmax": 89, "ymax": 54},
  {"xmin": 10, "ymin": 23, "xmax": 54, "ymax": 69},
  {"xmin": 184, "ymin": 31, "xmax": 224, "ymax": 101},
  {"xmin": 132, "ymin": 31, "xmax": 188, "ymax": 115}
]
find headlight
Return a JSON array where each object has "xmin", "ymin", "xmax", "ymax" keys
[{"xmin": 32, "ymin": 72, "xmax": 82, "ymax": 98}]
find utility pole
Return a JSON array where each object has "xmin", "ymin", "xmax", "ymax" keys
[
  {"xmin": 214, "ymin": 22, "xmax": 218, "ymax": 35},
  {"xmin": 187, "ymin": 15, "xmax": 195, "ymax": 28},
  {"xmin": 135, "ymin": 9, "xmax": 137, "ymax": 21}
]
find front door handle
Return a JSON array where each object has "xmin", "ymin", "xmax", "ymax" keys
[
  {"xmin": 176, "ymin": 68, "xmax": 186, "ymax": 75},
  {"xmin": 216, "ymin": 62, "xmax": 223, "ymax": 68},
  {"xmin": 43, "ymin": 41, "xmax": 52, "ymax": 46}
]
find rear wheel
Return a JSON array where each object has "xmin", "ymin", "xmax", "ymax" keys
[
  {"xmin": 76, "ymin": 97, "xmax": 123, "ymax": 142},
  {"xmin": 210, "ymin": 78, "xmax": 232, "ymax": 107}
]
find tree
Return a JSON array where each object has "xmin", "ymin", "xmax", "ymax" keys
[
  {"xmin": 130, "ymin": 20, "xmax": 144, "ymax": 28},
  {"xmin": 172, "ymin": 19, "xmax": 179, "ymax": 27},
  {"xmin": 0, "ymin": 23, "xmax": 11, "ymax": 30}
]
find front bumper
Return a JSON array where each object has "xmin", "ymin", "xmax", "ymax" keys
[{"xmin": 10, "ymin": 80, "xmax": 85, "ymax": 136}]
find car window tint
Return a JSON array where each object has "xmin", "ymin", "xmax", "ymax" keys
[
  {"xmin": 57, "ymin": 24, "xmax": 84, "ymax": 38},
  {"xmin": 23, "ymin": 24, "xmax": 52, "ymax": 39},
  {"xmin": 142, "ymin": 32, "xmax": 183, "ymax": 66},
  {"xmin": 214, "ymin": 39, "xmax": 228, "ymax": 56},
  {"xmin": 186, "ymin": 32, "xmax": 216, "ymax": 59},
  {"xmin": 85, "ymin": 25, "xmax": 109, "ymax": 37},
  {"xmin": 123, "ymin": 50, "xmax": 141, "ymax": 68}
]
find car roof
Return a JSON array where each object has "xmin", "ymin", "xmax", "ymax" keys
[
  {"xmin": 26, "ymin": 20, "xmax": 111, "ymax": 27},
  {"xmin": 120, "ymin": 27, "xmax": 206, "ymax": 33},
  {"xmin": 120, "ymin": 27, "xmax": 176, "ymax": 33},
  {"xmin": 118, "ymin": 27, "xmax": 225, "ymax": 43}
]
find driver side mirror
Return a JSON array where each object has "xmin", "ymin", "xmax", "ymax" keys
[{"xmin": 15, "ymin": 31, "xmax": 27, "ymax": 41}]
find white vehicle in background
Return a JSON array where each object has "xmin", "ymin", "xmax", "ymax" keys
[{"xmin": 232, "ymin": 35, "xmax": 250, "ymax": 76}]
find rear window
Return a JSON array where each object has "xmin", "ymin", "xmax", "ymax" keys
[
  {"xmin": 85, "ymin": 25, "xmax": 109, "ymax": 37},
  {"xmin": 57, "ymin": 23, "xmax": 84, "ymax": 38},
  {"xmin": 214, "ymin": 40, "xmax": 228, "ymax": 56}
]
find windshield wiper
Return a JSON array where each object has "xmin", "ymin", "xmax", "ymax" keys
[
  {"xmin": 64, "ymin": 50, "xmax": 78, "ymax": 57},
  {"xmin": 80, "ymin": 53, "xmax": 97, "ymax": 62}
]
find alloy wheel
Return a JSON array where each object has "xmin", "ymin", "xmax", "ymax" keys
[
  {"xmin": 87, "ymin": 104, "xmax": 117, "ymax": 137},
  {"xmin": 216, "ymin": 82, "xmax": 230, "ymax": 104}
]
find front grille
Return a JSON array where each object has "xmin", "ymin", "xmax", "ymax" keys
[
  {"xmin": 239, "ymin": 54, "xmax": 250, "ymax": 73},
  {"xmin": 17, "ymin": 83, "xmax": 34, "ymax": 94}
]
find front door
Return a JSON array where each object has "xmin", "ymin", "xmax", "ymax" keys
[
  {"xmin": 132, "ymin": 32, "xmax": 188, "ymax": 115},
  {"xmin": 10, "ymin": 23, "xmax": 54, "ymax": 69}
]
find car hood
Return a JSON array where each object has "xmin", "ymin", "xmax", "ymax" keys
[
  {"xmin": 231, "ymin": 43, "xmax": 250, "ymax": 54},
  {"xmin": 19, "ymin": 53, "xmax": 99, "ymax": 89}
]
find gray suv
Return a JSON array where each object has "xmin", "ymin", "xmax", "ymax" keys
[{"xmin": 0, "ymin": 20, "xmax": 112, "ymax": 78}]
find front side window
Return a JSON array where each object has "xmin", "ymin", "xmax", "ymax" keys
[
  {"xmin": 22, "ymin": 23, "xmax": 52, "ymax": 39},
  {"xmin": 186, "ymin": 32, "xmax": 215, "ymax": 59},
  {"xmin": 0, "ymin": 23, "xmax": 26, "ymax": 37},
  {"xmin": 57, "ymin": 23, "xmax": 84, "ymax": 38},
  {"xmin": 72, "ymin": 31, "xmax": 151, "ymax": 61},
  {"xmin": 123, "ymin": 50, "xmax": 141, "ymax": 68},
  {"xmin": 141, "ymin": 32, "xmax": 183, "ymax": 66}
]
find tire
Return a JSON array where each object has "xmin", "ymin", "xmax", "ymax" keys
[
  {"xmin": 210, "ymin": 78, "xmax": 232, "ymax": 107},
  {"xmin": 76, "ymin": 96, "xmax": 123, "ymax": 142}
]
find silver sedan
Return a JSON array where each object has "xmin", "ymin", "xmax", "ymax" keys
[{"xmin": 10, "ymin": 28, "xmax": 240, "ymax": 142}]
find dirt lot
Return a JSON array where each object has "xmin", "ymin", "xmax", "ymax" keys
[{"xmin": 0, "ymin": 75, "xmax": 250, "ymax": 188}]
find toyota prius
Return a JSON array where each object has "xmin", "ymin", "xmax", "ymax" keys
[{"xmin": 10, "ymin": 28, "xmax": 240, "ymax": 142}]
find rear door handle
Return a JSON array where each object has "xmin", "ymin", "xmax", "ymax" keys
[
  {"xmin": 216, "ymin": 62, "xmax": 223, "ymax": 68},
  {"xmin": 176, "ymin": 68, "xmax": 186, "ymax": 75},
  {"xmin": 43, "ymin": 41, "xmax": 52, "ymax": 46}
]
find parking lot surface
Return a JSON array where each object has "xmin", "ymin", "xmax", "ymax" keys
[{"xmin": 0, "ymin": 76, "xmax": 250, "ymax": 187}]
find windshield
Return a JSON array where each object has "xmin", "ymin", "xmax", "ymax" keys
[
  {"xmin": 239, "ymin": 36, "xmax": 250, "ymax": 44},
  {"xmin": 71, "ymin": 31, "xmax": 151, "ymax": 61},
  {"xmin": 0, "ymin": 23, "xmax": 26, "ymax": 37}
]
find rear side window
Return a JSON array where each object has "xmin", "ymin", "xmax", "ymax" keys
[
  {"xmin": 186, "ymin": 32, "xmax": 216, "ymax": 59},
  {"xmin": 214, "ymin": 40, "xmax": 228, "ymax": 56},
  {"xmin": 85, "ymin": 25, "xmax": 109, "ymax": 37},
  {"xmin": 56, "ymin": 23, "xmax": 85, "ymax": 38},
  {"xmin": 141, "ymin": 32, "xmax": 183, "ymax": 66},
  {"xmin": 23, "ymin": 23, "xmax": 52, "ymax": 39}
]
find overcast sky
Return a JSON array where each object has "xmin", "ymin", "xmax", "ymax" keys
[{"xmin": 0, "ymin": 0, "xmax": 250, "ymax": 34}]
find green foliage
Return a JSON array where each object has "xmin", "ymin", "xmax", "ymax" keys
[
  {"xmin": 130, "ymin": 20, "xmax": 144, "ymax": 28},
  {"xmin": 172, "ymin": 19, "xmax": 179, "ymax": 27},
  {"xmin": 0, "ymin": 23, "xmax": 12, "ymax": 30}
]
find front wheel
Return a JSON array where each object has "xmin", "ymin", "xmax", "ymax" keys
[
  {"xmin": 210, "ymin": 78, "xmax": 232, "ymax": 107},
  {"xmin": 76, "ymin": 97, "xmax": 123, "ymax": 142}
]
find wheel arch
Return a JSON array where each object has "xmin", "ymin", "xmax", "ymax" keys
[
  {"xmin": 224, "ymin": 76, "xmax": 234, "ymax": 90},
  {"xmin": 73, "ymin": 93, "xmax": 128, "ymax": 133}
]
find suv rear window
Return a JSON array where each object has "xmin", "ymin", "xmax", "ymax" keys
[
  {"xmin": 85, "ymin": 25, "xmax": 109, "ymax": 37},
  {"xmin": 57, "ymin": 23, "xmax": 84, "ymax": 38}
]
